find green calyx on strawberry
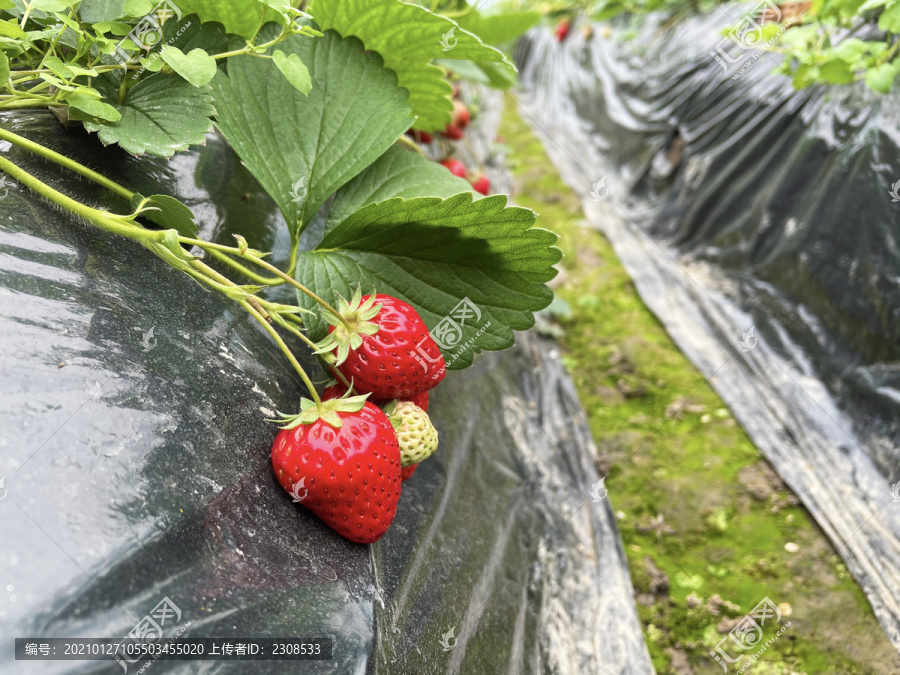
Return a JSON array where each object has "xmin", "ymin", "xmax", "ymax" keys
[
  {"xmin": 315, "ymin": 287, "xmax": 383, "ymax": 366},
  {"xmin": 271, "ymin": 390, "xmax": 371, "ymax": 430},
  {"xmin": 323, "ymin": 381, "xmax": 430, "ymax": 412},
  {"xmin": 315, "ymin": 289, "xmax": 446, "ymax": 400},
  {"xmin": 272, "ymin": 399, "xmax": 402, "ymax": 545},
  {"xmin": 385, "ymin": 400, "xmax": 439, "ymax": 467}
]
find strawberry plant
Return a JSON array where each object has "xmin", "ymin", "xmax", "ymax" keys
[
  {"xmin": 541, "ymin": 0, "xmax": 900, "ymax": 92},
  {"xmin": 0, "ymin": 0, "xmax": 557, "ymax": 543}
]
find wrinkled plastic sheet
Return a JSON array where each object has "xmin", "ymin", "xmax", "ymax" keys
[
  {"xmin": 0, "ymin": 108, "xmax": 652, "ymax": 673},
  {"xmin": 516, "ymin": 9, "xmax": 900, "ymax": 652}
]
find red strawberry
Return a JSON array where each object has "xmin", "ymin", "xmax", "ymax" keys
[
  {"xmin": 401, "ymin": 464, "xmax": 418, "ymax": 481},
  {"xmin": 316, "ymin": 289, "xmax": 446, "ymax": 399},
  {"xmin": 442, "ymin": 122, "xmax": 464, "ymax": 140},
  {"xmin": 452, "ymin": 101, "xmax": 470, "ymax": 128},
  {"xmin": 406, "ymin": 129, "xmax": 433, "ymax": 144},
  {"xmin": 322, "ymin": 382, "xmax": 349, "ymax": 401},
  {"xmin": 404, "ymin": 390, "xmax": 430, "ymax": 411},
  {"xmin": 555, "ymin": 20, "xmax": 570, "ymax": 42},
  {"xmin": 441, "ymin": 158, "xmax": 467, "ymax": 179},
  {"xmin": 470, "ymin": 174, "xmax": 490, "ymax": 195},
  {"xmin": 271, "ymin": 397, "xmax": 401, "ymax": 544}
]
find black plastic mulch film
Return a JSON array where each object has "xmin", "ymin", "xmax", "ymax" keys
[
  {"xmin": 0, "ymin": 88, "xmax": 651, "ymax": 674},
  {"xmin": 516, "ymin": 8, "xmax": 900, "ymax": 656}
]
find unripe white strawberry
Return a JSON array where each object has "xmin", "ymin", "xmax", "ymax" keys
[{"xmin": 385, "ymin": 400, "xmax": 438, "ymax": 467}]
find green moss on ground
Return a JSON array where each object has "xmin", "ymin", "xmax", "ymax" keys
[{"xmin": 500, "ymin": 100, "xmax": 900, "ymax": 674}]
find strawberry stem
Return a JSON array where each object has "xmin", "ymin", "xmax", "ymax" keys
[
  {"xmin": 0, "ymin": 127, "xmax": 135, "ymax": 201},
  {"xmin": 241, "ymin": 299, "xmax": 322, "ymax": 405},
  {"xmin": 0, "ymin": 153, "xmax": 323, "ymax": 405},
  {"xmin": 179, "ymin": 237, "xmax": 352, "ymax": 329}
]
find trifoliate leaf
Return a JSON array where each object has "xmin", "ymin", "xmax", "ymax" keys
[
  {"xmin": 296, "ymin": 193, "xmax": 560, "ymax": 369},
  {"xmin": 81, "ymin": 73, "xmax": 216, "ymax": 157},
  {"xmin": 160, "ymin": 46, "xmax": 217, "ymax": 87},
  {"xmin": 211, "ymin": 28, "xmax": 414, "ymax": 234},
  {"xmin": 272, "ymin": 50, "xmax": 311, "ymax": 95},
  {"xmin": 312, "ymin": 0, "xmax": 515, "ymax": 131}
]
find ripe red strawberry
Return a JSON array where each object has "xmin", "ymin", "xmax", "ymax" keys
[
  {"xmin": 401, "ymin": 464, "xmax": 418, "ymax": 481},
  {"xmin": 316, "ymin": 289, "xmax": 446, "ymax": 399},
  {"xmin": 442, "ymin": 122, "xmax": 464, "ymax": 140},
  {"xmin": 271, "ymin": 397, "xmax": 401, "ymax": 544},
  {"xmin": 404, "ymin": 390, "xmax": 429, "ymax": 411},
  {"xmin": 555, "ymin": 20, "xmax": 570, "ymax": 42},
  {"xmin": 452, "ymin": 101, "xmax": 470, "ymax": 128},
  {"xmin": 406, "ymin": 129, "xmax": 433, "ymax": 144},
  {"xmin": 441, "ymin": 158, "xmax": 467, "ymax": 178},
  {"xmin": 323, "ymin": 383, "xmax": 430, "ymax": 412},
  {"xmin": 470, "ymin": 173, "xmax": 490, "ymax": 195}
]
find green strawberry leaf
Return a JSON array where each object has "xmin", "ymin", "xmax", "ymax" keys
[
  {"xmin": 311, "ymin": 0, "xmax": 515, "ymax": 131},
  {"xmin": 174, "ymin": 0, "xmax": 284, "ymax": 38},
  {"xmin": 272, "ymin": 49, "xmax": 311, "ymax": 94},
  {"xmin": 879, "ymin": 1, "xmax": 900, "ymax": 31},
  {"xmin": 80, "ymin": 73, "xmax": 216, "ymax": 157},
  {"xmin": 0, "ymin": 19, "xmax": 26, "ymax": 38},
  {"xmin": 131, "ymin": 193, "xmax": 199, "ymax": 238},
  {"xmin": 65, "ymin": 93, "xmax": 122, "ymax": 121},
  {"xmin": 865, "ymin": 61, "xmax": 897, "ymax": 93},
  {"xmin": 457, "ymin": 9, "xmax": 541, "ymax": 45},
  {"xmin": 324, "ymin": 145, "xmax": 474, "ymax": 231},
  {"xmin": 121, "ymin": 0, "xmax": 151, "ymax": 16},
  {"xmin": 79, "ymin": 0, "xmax": 128, "ymax": 23},
  {"xmin": 211, "ymin": 28, "xmax": 414, "ymax": 235},
  {"xmin": 0, "ymin": 52, "xmax": 8, "ymax": 84},
  {"xmin": 31, "ymin": 0, "xmax": 71, "ymax": 10},
  {"xmin": 296, "ymin": 193, "xmax": 560, "ymax": 369},
  {"xmin": 436, "ymin": 58, "xmax": 518, "ymax": 89},
  {"xmin": 160, "ymin": 46, "xmax": 217, "ymax": 86}
]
